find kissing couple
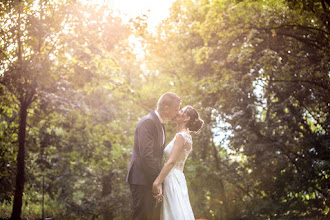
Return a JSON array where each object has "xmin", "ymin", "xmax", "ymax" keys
[{"xmin": 126, "ymin": 92, "xmax": 204, "ymax": 220}]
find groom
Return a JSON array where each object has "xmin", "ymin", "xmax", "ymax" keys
[{"xmin": 126, "ymin": 92, "xmax": 181, "ymax": 220}]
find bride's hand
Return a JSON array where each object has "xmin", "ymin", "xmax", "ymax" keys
[{"xmin": 152, "ymin": 182, "xmax": 163, "ymax": 202}]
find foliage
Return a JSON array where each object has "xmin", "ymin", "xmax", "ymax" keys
[
  {"xmin": 1, "ymin": 0, "xmax": 329, "ymax": 219},
  {"xmin": 144, "ymin": 0, "xmax": 329, "ymax": 219}
]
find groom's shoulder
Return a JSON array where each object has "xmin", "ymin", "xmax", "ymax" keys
[
  {"xmin": 140, "ymin": 112, "xmax": 155, "ymax": 123},
  {"xmin": 137, "ymin": 112, "xmax": 156, "ymax": 127}
]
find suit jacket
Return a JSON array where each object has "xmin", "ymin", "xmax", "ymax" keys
[{"xmin": 126, "ymin": 111, "xmax": 166, "ymax": 186}]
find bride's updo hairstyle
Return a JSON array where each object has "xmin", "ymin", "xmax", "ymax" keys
[{"xmin": 185, "ymin": 106, "xmax": 204, "ymax": 132}]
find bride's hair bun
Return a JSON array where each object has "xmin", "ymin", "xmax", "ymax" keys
[{"xmin": 185, "ymin": 106, "xmax": 204, "ymax": 132}]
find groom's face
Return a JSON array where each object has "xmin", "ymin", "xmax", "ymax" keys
[{"xmin": 167, "ymin": 100, "xmax": 181, "ymax": 121}]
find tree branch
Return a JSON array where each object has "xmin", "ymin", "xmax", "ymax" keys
[
  {"xmin": 270, "ymin": 79, "xmax": 330, "ymax": 92},
  {"xmin": 0, "ymin": 48, "xmax": 10, "ymax": 61},
  {"xmin": 45, "ymin": 14, "xmax": 70, "ymax": 60}
]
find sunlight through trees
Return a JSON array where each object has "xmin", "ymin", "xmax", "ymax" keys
[{"xmin": 0, "ymin": 0, "xmax": 329, "ymax": 219}]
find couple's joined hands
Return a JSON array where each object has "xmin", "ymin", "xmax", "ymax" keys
[{"xmin": 152, "ymin": 182, "xmax": 163, "ymax": 203}]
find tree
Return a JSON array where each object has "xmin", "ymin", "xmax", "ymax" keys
[
  {"xmin": 0, "ymin": 0, "xmax": 128, "ymax": 218},
  {"xmin": 143, "ymin": 0, "xmax": 330, "ymax": 218}
]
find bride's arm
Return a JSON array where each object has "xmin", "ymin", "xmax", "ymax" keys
[{"xmin": 152, "ymin": 134, "xmax": 185, "ymax": 195}]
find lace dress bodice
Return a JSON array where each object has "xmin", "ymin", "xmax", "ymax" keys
[
  {"xmin": 163, "ymin": 131, "xmax": 193, "ymax": 172},
  {"xmin": 161, "ymin": 131, "xmax": 195, "ymax": 220}
]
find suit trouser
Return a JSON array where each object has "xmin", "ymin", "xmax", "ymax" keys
[{"xmin": 130, "ymin": 184, "xmax": 161, "ymax": 220}]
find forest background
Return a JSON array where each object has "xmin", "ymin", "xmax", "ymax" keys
[{"xmin": 0, "ymin": 0, "xmax": 329, "ymax": 219}]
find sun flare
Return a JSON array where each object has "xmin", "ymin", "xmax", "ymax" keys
[{"xmin": 81, "ymin": 0, "xmax": 175, "ymax": 30}]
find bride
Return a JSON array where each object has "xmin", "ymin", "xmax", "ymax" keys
[{"xmin": 152, "ymin": 105, "xmax": 204, "ymax": 220}]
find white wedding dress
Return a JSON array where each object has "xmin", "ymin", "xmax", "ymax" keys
[{"xmin": 161, "ymin": 131, "xmax": 195, "ymax": 220}]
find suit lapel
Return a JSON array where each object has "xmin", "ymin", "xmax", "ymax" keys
[{"xmin": 150, "ymin": 111, "xmax": 165, "ymax": 149}]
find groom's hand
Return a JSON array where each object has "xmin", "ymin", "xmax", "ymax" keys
[
  {"xmin": 152, "ymin": 183, "xmax": 163, "ymax": 202},
  {"xmin": 154, "ymin": 193, "xmax": 163, "ymax": 203}
]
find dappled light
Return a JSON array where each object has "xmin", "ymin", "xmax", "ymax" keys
[{"xmin": 0, "ymin": 0, "xmax": 329, "ymax": 219}]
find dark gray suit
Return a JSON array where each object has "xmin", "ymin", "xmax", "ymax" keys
[{"xmin": 126, "ymin": 111, "xmax": 166, "ymax": 220}]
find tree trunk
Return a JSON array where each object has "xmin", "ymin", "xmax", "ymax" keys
[
  {"xmin": 11, "ymin": 102, "xmax": 28, "ymax": 220},
  {"xmin": 211, "ymin": 139, "xmax": 228, "ymax": 220},
  {"xmin": 102, "ymin": 174, "xmax": 113, "ymax": 220}
]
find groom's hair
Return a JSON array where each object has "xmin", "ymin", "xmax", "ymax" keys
[{"xmin": 157, "ymin": 92, "xmax": 181, "ymax": 111}]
